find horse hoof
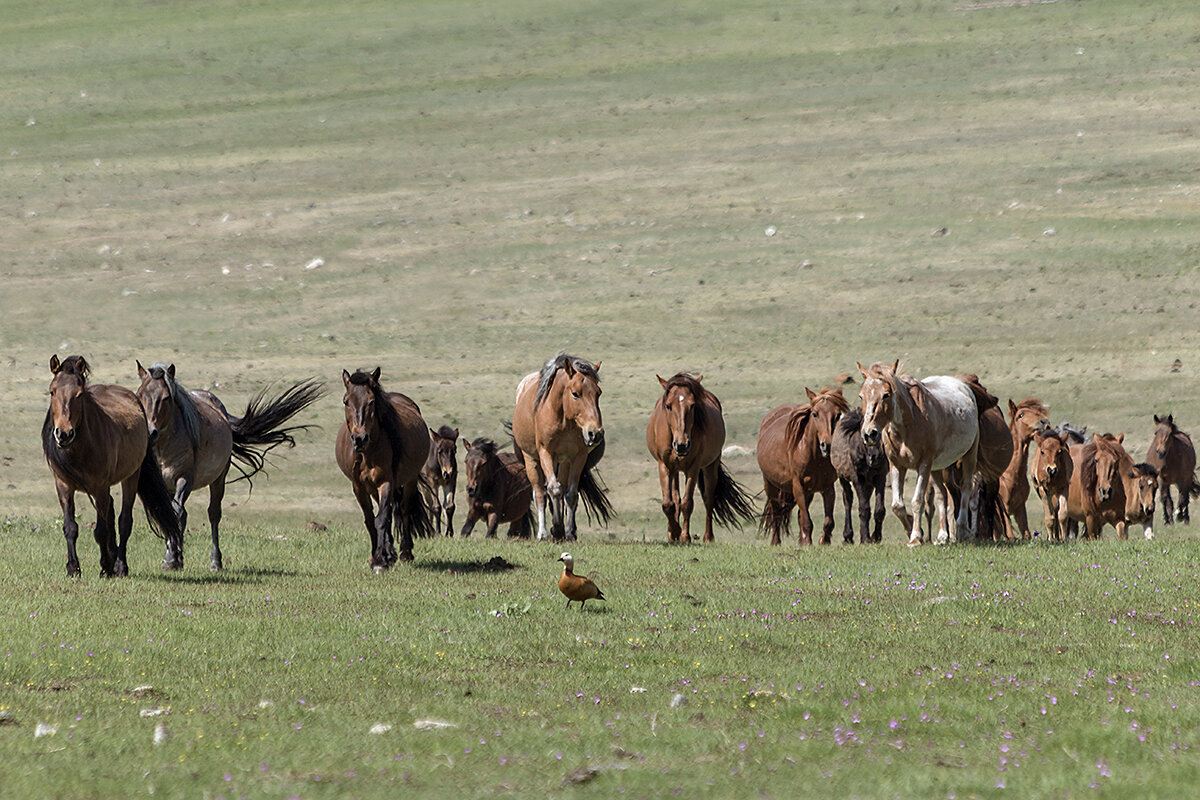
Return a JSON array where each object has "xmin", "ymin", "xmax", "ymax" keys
[
  {"xmin": 372, "ymin": 564, "xmax": 387, "ymax": 575},
  {"xmin": 161, "ymin": 560, "xmax": 183, "ymax": 571},
  {"xmin": 907, "ymin": 538, "xmax": 922, "ymax": 548},
  {"xmin": 397, "ymin": 551, "xmax": 414, "ymax": 563}
]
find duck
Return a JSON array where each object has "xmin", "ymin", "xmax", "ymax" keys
[{"xmin": 557, "ymin": 552, "xmax": 605, "ymax": 611}]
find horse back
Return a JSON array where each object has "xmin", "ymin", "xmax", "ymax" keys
[
  {"xmin": 511, "ymin": 372, "xmax": 539, "ymax": 455},
  {"xmin": 756, "ymin": 404, "xmax": 798, "ymax": 487},
  {"xmin": 907, "ymin": 375, "xmax": 979, "ymax": 471}
]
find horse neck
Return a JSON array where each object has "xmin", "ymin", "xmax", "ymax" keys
[
  {"xmin": 889, "ymin": 377, "xmax": 920, "ymax": 433},
  {"xmin": 1005, "ymin": 421, "xmax": 1032, "ymax": 480}
]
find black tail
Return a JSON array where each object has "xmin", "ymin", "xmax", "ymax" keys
[
  {"xmin": 702, "ymin": 462, "xmax": 757, "ymax": 530},
  {"xmin": 137, "ymin": 442, "xmax": 183, "ymax": 544},
  {"xmin": 577, "ymin": 440, "xmax": 615, "ymax": 525},
  {"xmin": 228, "ymin": 379, "xmax": 324, "ymax": 485},
  {"xmin": 396, "ymin": 474, "xmax": 436, "ymax": 540},
  {"xmin": 758, "ymin": 496, "xmax": 793, "ymax": 540}
]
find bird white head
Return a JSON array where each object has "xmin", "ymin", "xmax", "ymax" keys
[{"xmin": 557, "ymin": 552, "xmax": 574, "ymax": 568}]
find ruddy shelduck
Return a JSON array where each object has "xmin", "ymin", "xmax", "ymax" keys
[{"xmin": 557, "ymin": 552, "xmax": 605, "ymax": 610}]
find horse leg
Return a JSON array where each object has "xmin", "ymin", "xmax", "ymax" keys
[
  {"xmin": 657, "ymin": 462, "xmax": 681, "ymax": 542},
  {"xmin": 852, "ymin": 479, "xmax": 871, "ymax": 544},
  {"xmin": 442, "ymin": 484, "xmax": 456, "ymax": 537},
  {"xmin": 871, "ymin": 474, "xmax": 886, "ymax": 543},
  {"xmin": 680, "ymin": 469, "xmax": 701, "ymax": 544},
  {"xmin": 485, "ymin": 511, "xmax": 500, "ymax": 539},
  {"xmin": 207, "ymin": 466, "xmax": 229, "ymax": 571},
  {"xmin": 57, "ymin": 482, "xmax": 82, "ymax": 578},
  {"xmin": 1179, "ymin": 479, "xmax": 1192, "ymax": 523},
  {"xmin": 698, "ymin": 461, "xmax": 719, "ymax": 544},
  {"xmin": 930, "ymin": 475, "xmax": 950, "ymax": 545},
  {"xmin": 838, "ymin": 477, "xmax": 855, "ymax": 543},
  {"xmin": 114, "ymin": 474, "xmax": 138, "ymax": 577},
  {"xmin": 559, "ymin": 459, "xmax": 584, "ymax": 542},
  {"xmin": 954, "ymin": 445, "xmax": 979, "ymax": 539},
  {"xmin": 523, "ymin": 454, "xmax": 551, "ymax": 542},
  {"xmin": 162, "ymin": 476, "xmax": 190, "ymax": 571},
  {"xmin": 395, "ymin": 482, "xmax": 420, "ymax": 562},
  {"xmin": 460, "ymin": 504, "xmax": 479, "ymax": 538},
  {"xmin": 905, "ymin": 465, "xmax": 930, "ymax": 547},
  {"xmin": 763, "ymin": 482, "xmax": 785, "ymax": 546},
  {"xmin": 1042, "ymin": 495, "xmax": 1059, "ymax": 542},
  {"xmin": 1160, "ymin": 482, "xmax": 1175, "ymax": 526},
  {"xmin": 819, "ymin": 485, "xmax": 835, "ymax": 545},
  {"xmin": 94, "ymin": 490, "xmax": 117, "ymax": 577},
  {"xmin": 1055, "ymin": 495, "xmax": 1070, "ymax": 542},
  {"xmin": 792, "ymin": 480, "xmax": 814, "ymax": 546}
]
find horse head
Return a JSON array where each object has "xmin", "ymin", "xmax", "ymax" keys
[
  {"xmin": 1008, "ymin": 398, "xmax": 1050, "ymax": 445},
  {"xmin": 1151, "ymin": 414, "xmax": 1175, "ymax": 461},
  {"xmin": 562, "ymin": 359, "xmax": 604, "ymax": 449},
  {"xmin": 135, "ymin": 360, "xmax": 177, "ymax": 446},
  {"xmin": 1126, "ymin": 463, "xmax": 1158, "ymax": 523},
  {"xmin": 1033, "ymin": 430, "xmax": 1068, "ymax": 484},
  {"xmin": 463, "ymin": 437, "xmax": 498, "ymax": 500},
  {"xmin": 806, "ymin": 386, "xmax": 848, "ymax": 458},
  {"xmin": 48, "ymin": 354, "xmax": 91, "ymax": 449},
  {"xmin": 1092, "ymin": 433, "xmax": 1124, "ymax": 503},
  {"xmin": 342, "ymin": 367, "xmax": 382, "ymax": 452},
  {"xmin": 856, "ymin": 360, "xmax": 899, "ymax": 448},
  {"xmin": 429, "ymin": 426, "xmax": 459, "ymax": 480},
  {"xmin": 658, "ymin": 373, "xmax": 703, "ymax": 458}
]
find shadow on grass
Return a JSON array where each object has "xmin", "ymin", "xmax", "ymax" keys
[
  {"xmin": 415, "ymin": 556, "xmax": 522, "ymax": 574},
  {"xmin": 145, "ymin": 565, "xmax": 300, "ymax": 584}
]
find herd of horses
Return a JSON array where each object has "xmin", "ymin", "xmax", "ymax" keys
[{"xmin": 40, "ymin": 352, "xmax": 1199, "ymax": 577}]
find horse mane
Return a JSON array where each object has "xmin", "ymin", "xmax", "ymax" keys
[
  {"xmin": 148, "ymin": 363, "xmax": 203, "ymax": 452},
  {"xmin": 1133, "ymin": 462, "xmax": 1158, "ymax": 478},
  {"xmin": 468, "ymin": 437, "xmax": 499, "ymax": 457},
  {"xmin": 1012, "ymin": 398, "xmax": 1049, "ymax": 419},
  {"xmin": 661, "ymin": 372, "xmax": 719, "ymax": 434},
  {"xmin": 1078, "ymin": 439, "xmax": 1099, "ymax": 493},
  {"xmin": 785, "ymin": 388, "xmax": 849, "ymax": 449},
  {"xmin": 433, "ymin": 424, "xmax": 458, "ymax": 441},
  {"xmin": 836, "ymin": 407, "xmax": 864, "ymax": 436},
  {"xmin": 348, "ymin": 369, "xmax": 407, "ymax": 469},
  {"xmin": 535, "ymin": 352, "xmax": 599, "ymax": 409},
  {"xmin": 57, "ymin": 355, "xmax": 91, "ymax": 381}
]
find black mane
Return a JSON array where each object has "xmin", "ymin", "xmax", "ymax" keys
[{"xmin": 535, "ymin": 352, "xmax": 599, "ymax": 409}]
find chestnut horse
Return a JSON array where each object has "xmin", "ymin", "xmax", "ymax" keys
[
  {"xmin": 1146, "ymin": 415, "xmax": 1198, "ymax": 525},
  {"xmin": 997, "ymin": 399, "xmax": 1050, "ymax": 540},
  {"xmin": 1066, "ymin": 433, "xmax": 1157, "ymax": 540},
  {"xmin": 646, "ymin": 373, "xmax": 754, "ymax": 543},
  {"xmin": 421, "ymin": 425, "xmax": 459, "ymax": 535},
  {"xmin": 1031, "ymin": 429, "xmax": 1073, "ymax": 541},
  {"xmin": 512, "ymin": 353, "xmax": 612, "ymax": 542},
  {"xmin": 136, "ymin": 362, "xmax": 323, "ymax": 570},
  {"xmin": 757, "ymin": 386, "xmax": 850, "ymax": 546},
  {"xmin": 42, "ymin": 355, "xmax": 182, "ymax": 577},
  {"xmin": 460, "ymin": 437, "xmax": 533, "ymax": 538},
  {"xmin": 858, "ymin": 360, "xmax": 980, "ymax": 546},
  {"xmin": 830, "ymin": 408, "xmax": 887, "ymax": 544},
  {"xmin": 336, "ymin": 368, "xmax": 433, "ymax": 571}
]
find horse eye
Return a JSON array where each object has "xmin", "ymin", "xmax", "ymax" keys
[{"xmin": 571, "ymin": 391, "xmax": 581, "ymax": 399}]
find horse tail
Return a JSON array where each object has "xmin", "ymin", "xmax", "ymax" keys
[
  {"xmin": 137, "ymin": 441, "xmax": 183, "ymax": 543},
  {"xmin": 397, "ymin": 473, "xmax": 436, "ymax": 540},
  {"xmin": 703, "ymin": 462, "xmax": 757, "ymax": 529},
  {"xmin": 577, "ymin": 442, "xmax": 614, "ymax": 525},
  {"xmin": 227, "ymin": 379, "xmax": 324, "ymax": 486},
  {"xmin": 757, "ymin": 493, "xmax": 792, "ymax": 540}
]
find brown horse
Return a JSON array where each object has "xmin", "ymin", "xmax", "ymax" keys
[
  {"xmin": 512, "ymin": 353, "xmax": 613, "ymax": 542},
  {"xmin": 1031, "ymin": 429, "xmax": 1073, "ymax": 541},
  {"xmin": 1066, "ymin": 433, "xmax": 1157, "ymax": 540},
  {"xmin": 42, "ymin": 355, "xmax": 182, "ymax": 577},
  {"xmin": 421, "ymin": 425, "xmax": 459, "ymax": 536},
  {"xmin": 756, "ymin": 386, "xmax": 850, "ymax": 546},
  {"xmin": 646, "ymin": 373, "xmax": 754, "ymax": 543},
  {"xmin": 1146, "ymin": 414, "xmax": 1198, "ymax": 525},
  {"xmin": 136, "ymin": 362, "xmax": 323, "ymax": 570},
  {"xmin": 460, "ymin": 437, "xmax": 533, "ymax": 538},
  {"xmin": 997, "ymin": 399, "xmax": 1050, "ymax": 540},
  {"xmin": 858, "ymin": 361, "xmax": 980, "ymax": 546},
  {"xmin": 336, "ymin": 368, "xmax": 433, "ymax": 571}
]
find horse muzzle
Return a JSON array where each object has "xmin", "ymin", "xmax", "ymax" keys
[
  {"xmin": 53, "ymin": 427, "xmax": 76, "ymax": 448},
  {"xmin": 583, "ymin": 429, "xmax": 604, "ymax": 448},
  {"xmin": 672, "ymin": 440, "xmax": 691, "ymax": 457},
  {"xmin": 1097, "ymin": 486, "xmax": 1112, "ymax": 502},
  {"xmin": 1045, "ymin": 465, "xmax": 1057, "ymax": 478},
  {"xmin": 352, "ymin": 433, "xmax": 370, "ymax": 452},
  {"xmin": 861, "ymin": 427, "xmax": 881, "ymax": 447},
  {"xmin": 819, "ymin": 441, "xmax": 831, "ymax": 458},
  {"xmin": 147, "ymin": 427, "xmax": 160, "ymax": 446}
]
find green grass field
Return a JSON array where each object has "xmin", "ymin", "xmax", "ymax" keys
[{"xmin": 3, "ymin": 0, "xmax": 1200, "ymax": 796}]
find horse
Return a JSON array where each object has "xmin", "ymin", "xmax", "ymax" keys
[
  {"xmin": 1146, "ymin": 414, "xmax": 1198, "ymax": 525},
  {"xmin": 421, "ymin": 425, "xmax": 459, "ymax": 536},
  {"xmin": 829, "ymin": 408, "xmax": 887, "ymax": 544},
  {"xmin": 857, "ymin": 360, "xmax": 980, "ymax": 546},
  {"xmin": 997, "ymin": 399, "xmax": 1050, "ymax": 539},
  {"xmin": 42, "ymin": 355, "xmax": 182, "ymax": 577},
  {"xmin": 460, "ymin": 437, "xmax": 533, "ymax": 538},
  {"xmin": 511, "ymin": 352, "xmax": 613, "ymax": 542},
  {"xmin": 756, "ymin": 386, "xmax": 850, "ymax": 546},
  {"xmin": 1031, "ymin": 428, "xmax": 1073, "ymax": 541},
  {"xmin": 136, "ymin": 362, "xmax": 323, "ymax": 570},
  {"xmin": 335, "ymin": 368, "xmax": 433, "ymax": 571},
  {"xmin": 1066, "ymin": 433, "xmax": 1156, "ymax": 540},
  {"xmin": 646, "ymin": 373, "xmax": 755, "ymax": 543}
]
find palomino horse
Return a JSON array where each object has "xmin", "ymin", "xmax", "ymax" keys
[
  {"xmin": 42, "ymin": 355, "xmax": 182, "ymax": 577},
  {"xmin": 756, "ymin": 386, "xmax": 850, "ymax": 546},
  {"xmin": 1031, "ymin": 429, "xmax": 1073, "ymax": 541},
  {"xmin": 136, "ymin": 362, "xmax": 323, "ymax": 570},
  {"xmin": 460, "ymin": 437, "xmax": 533, "ymax": 538},
  {"xmin": 830, "ymin": 408, "xmax": 888, "ymax": 544},
  {"xmin": 997, "ymin": 399, "xmax": 1050, "ymax": 539},
  {"xmin": 512, "ymin": 353, "xmax": 613, "ymax": 542},
  {"xmin": 857, "ymin": 360, "xmax": 980, "ymax": 546},
  {"xmin": 1147, "ymin": 414, "xmax": 1197, "ymax": 525},
  {"xmin": 336, "ymin": 368, "xmax": 433, "ymax": 571},
  {"xmin": 646, "ymin": 373, "xmax": 754, "ymax": 543},
  {"xmin": 1066, "ymin": 433, "xmax": 1157, "ymax": 540},
  {"xmin": 421, "ymin": 425, "xmax": 459, "ymax": 535}
]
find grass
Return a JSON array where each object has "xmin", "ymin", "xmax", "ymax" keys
[{"xmin": 3, "ymin": 0, "xmax": 1200, "ymax": 796}]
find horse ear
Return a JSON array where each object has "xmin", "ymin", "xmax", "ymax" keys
[
  {"xmin": 452, "ymin": 428, "xmax": 459, "ymax": 439},
  {"xmin": 429, "ymin": 428, "xmax": 437, "ymax": 439},
  {"xmin": 805, "ymin": 387, "xmax": 817, "ymax": 402},
  {"xmin": 856, "ymin": 361, "xmax": 868, "ymax": 379},
  {"xmin": 50, "ymin": 354, "xmax": 61, "ymax": 374},
  {"xmin": 1117, "ymin": 433, "xmax": 1125, "ymax": 444},
  {"xmin": 1168, "ymin": 414, "xmax": 1174, "ymax": 426},
  {"xmin": 342, "ymin": 369, "xmax": 352, "ymax": 388},
  {"xmin": 890, "ymin": 358, "xmax": 899, "ymax": 374},
  {"xmin": 370, "ymin": 367, "xmax": 381, "ymax": 383},
  {"xmin": 593, "ymin": 360, "xmax": 601, "ymax": 373},
  {"xmin": 657, "ymin": 375, "xmax": 668, "ymax": 389},
  {"xmin": 1154, "ymin": 414, "xmax": 1161, "ymax": 424},
  {"xmin": 562, "ymin": 359, "xmax": 576, "ymax": 378},
  {"xmin": 137, "ymin": 360, "xmax": 148, "ymax": 380},
  {"xmin": 1008, "ymin": 399, "xmax": 1017, "ymax": 418},
  {"xmin": 695, "ymin": 374, "xmax": 703, "ymax": 383},
  {"xmin": 461, "ymin": 438, "xmax": 471, "ymax": 451},
  {"xmin": 167, "ymin": 364, "xmax": 176, "ymax": 380}
]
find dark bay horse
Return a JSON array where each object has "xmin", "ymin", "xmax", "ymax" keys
[
  {"xmin": 1146, "ymin": 414, "xmax": 1198, "ymax": 525},
  {"xmin": 136, "ymin": 362, "xmax": 323, "ymax": 570},
  {"xmin": 336, "ymin": 368, "xmax": 433, "ymax": 571},
  {"xmin": 512, "ymin": 353, "xmax": 613, "ymax": 542},
  {"xmin": 830, "ymin": 408, "xmax": 887, "ymax": 544},
  {"xmin": 42, "ymin": 355, "xmax": 182, "ymax": 577},
  {"xmin": 460, "ymin": 437, "xmax": 533, "ymax": 538},
  {"xmin": 756, "ymin": 386, "xmax": 850, "ymax": 546},
  {"xmin": 646, "ymin": 373, "xmax": 754, "ymax": 543},
  {"xmin": 998, "ymin": 399, "xmax": 1050, "ymax": 540},
  {"xmin": 858, "ymin": 360, "xmax": 980, "ymax": 546},
  {"xmin": 1031, "ymin": 429, "xmax": 1073, "ymax": 541},
  {"xmin": 421, "ymin": 425, "xmax": 459, "ymax": 535}
]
